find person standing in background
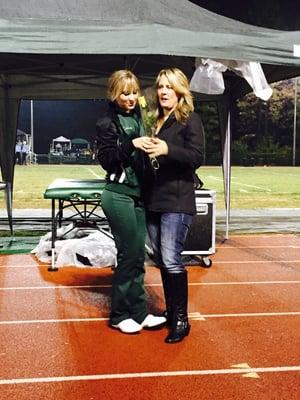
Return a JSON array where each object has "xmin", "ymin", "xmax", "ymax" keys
[
  {"xmin": 21, "ymin": 141, "xmax": 29, "ymax": 165},
  {"xmin": 15, "ymin": 140, "xmax": 22, "ymax": 165}
]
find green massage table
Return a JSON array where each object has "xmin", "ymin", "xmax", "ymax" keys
[{"xmin": 44, "ymin": 178, "xmax": 108, "ymax": 271}]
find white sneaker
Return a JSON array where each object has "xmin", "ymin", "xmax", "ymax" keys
[
  {"xmin": 111, "ymin": 318, "xmax": 142, "ymax": 334},
  {"xmin": 140, "ymin": 314, "xmax": 167, "ymax": 329}
]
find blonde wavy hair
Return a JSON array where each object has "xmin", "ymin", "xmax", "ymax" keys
[
  {"xmin": 155, "ymin": 68, "xmax": 194, "ymax": 124},
  {"xmin": 107, "ymin": 70, "xmax": 140, "ymax": 101}
]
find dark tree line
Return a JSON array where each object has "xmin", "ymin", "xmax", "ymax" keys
[
  {"xmin": 235, "ymin": 80, "xmax": 296, "ymax": 146},
  {"xmin": 190, "ymin": 0, "xmax": 300, "ymax": 30},
  {"xmin": 195, "ymin": 79, "xmax": 299, "ymax": 166}
]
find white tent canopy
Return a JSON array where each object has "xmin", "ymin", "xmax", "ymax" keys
[
  {"xmin": 51, "ymin": 136, "xmax": 71, "ymax": 152},
  {"xmin": 52, "ymin": 136, "xmax": 71, "ymax": 143}
]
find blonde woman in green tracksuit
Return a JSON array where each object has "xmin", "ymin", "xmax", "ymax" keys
[{"xmin": 96, "ymin": 70, "xmax": 166, "ymax": 334}]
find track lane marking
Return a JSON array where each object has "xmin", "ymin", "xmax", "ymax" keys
[
  {"xmin": 189, "ymin": 312, "xmax": 206, "ymax": 321},
  {"xmin": 216, "ymin": 260, "xmax": 300, "ymax": 264},
  {"xmin": 188, "ymin": 280, "xmax": 300, "ymax": 286},
  {"xmin": 231, "ymin": 363, "xmax": 260, "ymax": 378},
  {"xmin": 217, "ymin": 245, "xmax": 300, "ymax": 249},
  {"xmin": 0, "ymin": 317, "xmax": 109, "ymax": 325},
  {"xmin": 191, "ymin": 311, "xmax": 300, "ymax": 319},
  {"xmin": 0, "ymin": 365, "xmax": 299, "ymax": 385},
  {"xmin": 0, "ymin": 281, "xmax": 300, "ymax": 291},
  {"xmin": 2, "ymin": 259, "xmax": 300, "ymax": 268},
  {"xmin": 1, "ymin": 311, "xmax": 300, "ymax": 325}
]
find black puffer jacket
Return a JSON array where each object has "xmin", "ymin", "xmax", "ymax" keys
[{"xmin": 146, "ymin": 112, "xmax": 204, "ymax": 215}]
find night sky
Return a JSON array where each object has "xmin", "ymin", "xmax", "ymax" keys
[
  {"xmin": 190, "ymin": 0, "xmax": 300, "ymax": 30},
  {"xmin": 18, "ymin": 100, "xmax": 108, "ymax": 154}
]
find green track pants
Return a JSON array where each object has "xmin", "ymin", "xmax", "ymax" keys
[{"xmin": 101, "ymin": 188, "xmax": 148, "ymax": 325}]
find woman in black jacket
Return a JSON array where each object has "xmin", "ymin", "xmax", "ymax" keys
[
  {"xmin": 96, "ymin": 70, "xmax": 166, "ymax": 334},
  {"xmin": 143, "ymin": 68, "xmax": 205, "ymax": 343}
]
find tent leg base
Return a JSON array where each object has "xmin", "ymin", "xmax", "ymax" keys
[
  {"xmin": 48, "ymin": 267, "xmax": 58, "ymax": 272},
  {"xmin": 48, "ymin": 249, "xmax": 58, "ymax": 271}
]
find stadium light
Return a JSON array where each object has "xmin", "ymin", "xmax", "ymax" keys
[{"xmin": 293, "ymin": 77, "xmax": 298, "ymax": 166}]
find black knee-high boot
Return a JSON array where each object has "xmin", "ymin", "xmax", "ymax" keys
[
  {"xmin": 160, "ymin": 268, "xmax": 172, "ymax": 326},
  {"xmin": 165, "ymin": 270, "xmax": 190, "ymax": 344}
]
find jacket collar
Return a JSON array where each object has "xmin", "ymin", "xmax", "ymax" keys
[
  {"xmin": 109, "ymin": 101, "xmax": 139, "ymax": 118},
  {"xmin": 159, "ymin": 112, "xmax": 176, "ymax": 131}
]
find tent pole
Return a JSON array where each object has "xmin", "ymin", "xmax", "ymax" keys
[
  {"xmin": 30, "ymin": 99, "xmax": 34, "ymax": 154},
  {"xmin": 293, "ymin": 77, "xmax": 298, "ymax": 166},
  {"xmin": 0, "ymin": 86, "xmax": 20, "ymax": 234},
  {"xmin": 5, "ymin": 181, "xmax": 13, "ymax": 235},
  {"xmin": 217, "ymin": 99, "xmax": 231, "ymax": 241},
  {"xmin": 224, "ymin": 111, "xmax": 231, "ymax": 240}
]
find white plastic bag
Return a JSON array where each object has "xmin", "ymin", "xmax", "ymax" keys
[
  {"xmin": 190, "ymin": 58, "xmax": 227, "ymax": 94},
  {"xmin": 190, "ymin": 57, "xmax": 272, "ymax": 100},
  {"xmin": 31, "ymin": 227, "xmax": 117, "ymax": 268},
  {"xmin": 224, "ymin": 60, "xmax": 273, "ymax": 100},
  {"xmin": 55, "ymin": 231, "xmax": 116, "ymax": 268}
]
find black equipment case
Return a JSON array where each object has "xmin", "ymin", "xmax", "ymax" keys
[{"xmin": 182, "ymin": 189, "xmax": 216, "ymax": 267}]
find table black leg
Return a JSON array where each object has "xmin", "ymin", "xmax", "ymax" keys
[{"xmin": 48, "ymin": 198, "xmax": 58, "ymax": 271}]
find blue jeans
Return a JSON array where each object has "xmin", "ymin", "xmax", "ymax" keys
[{"xmin": 147, "ymin": 212, "xmax": 193, "ymax": 274}]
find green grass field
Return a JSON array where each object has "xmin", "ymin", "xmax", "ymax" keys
[{"xmin": 1, "ymin": 164, "xmax": 299, "ymax": 209}]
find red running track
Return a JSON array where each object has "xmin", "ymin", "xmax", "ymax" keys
[{"xmin": 0, "ymin": 233, "xmax": 299, "ymax": 400}]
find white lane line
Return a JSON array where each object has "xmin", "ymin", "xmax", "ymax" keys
[
  {"xmin": 189, "ymin": 312, "xmax": 205, "ymax": 320},
  {"xmin": 249, "ymin": 170, "xmax": 300, "ymax": 179},
  {"xmin": 188, "ymin": 280, "xmax": 300, "ymax": 286},
  {"xmin": 0, "ymin": 265, "xmax": 111, "ymax": 269},
  {"xmin": 216, "ymin": 260, "xmax": 300, "ymax": 264},
  {"xmin": 0, "ymin": 265, "xmax": 41, "ymax": 269},
  {"xmin": 87, "ymin": 168, "xmax": 102, "ymax": 178},
  {"xmin": 0, "ymin": 317, "xmax": 108, "ymax": 325},
  {"xmin": 2, "ymin": 259, "xmax": 300, "ymax": 268},
  {"xmin": 192, "ymin": 311, "xmax": 300, "ymax": 319},
  {"xmin": 231, "ymin": 182, "xmax": 272, "ymax": 192},
  {"xmin": 0, "ymin": 285, "xmax": 111, "ymax": 290},
  {"xmin": 1, "ymin": 281, "xmax": 300, "ymax": 291},
  {"xmin": 0, "ymin": 365, "xmax": 299, "ymax": 385},
  {"xmin": 218, "ymin": 246, "xmax": 300, "ymax": 249},
  {"xmin": 207, "ymin": 176, "xmax": 272, "ymax": 191},
  {"xmin": 1, "ymin": 311, "xmax": 299, "ymax": 325}
]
